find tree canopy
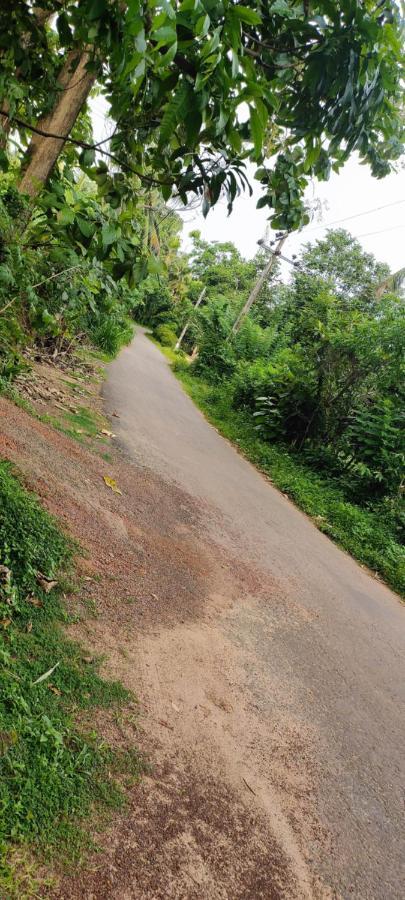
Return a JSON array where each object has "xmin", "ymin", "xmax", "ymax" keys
[{"xmin": 1, "ymin": 1, "xmax": 403, "ymax": 227}]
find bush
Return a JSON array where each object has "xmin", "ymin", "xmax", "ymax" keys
[
  {"xmin": 91, "ymin": 316, "xmax": 134, "ymax": 356},
  {"xmin": 154, "ymin": 323, "xmax": 178, "ymax": 347}
]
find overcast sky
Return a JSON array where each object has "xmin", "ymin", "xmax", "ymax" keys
[
  {"xmin": 180, "ymin": 155, "xmax": 405, "ymax": 276},
  {"xmin": 91, "ymin": 98, "xmax": 404, "ymax": 277}
]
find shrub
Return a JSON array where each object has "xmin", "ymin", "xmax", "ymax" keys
[
  {"xmin": 154, "ymin": 323, "xmax": 178, "ymax": 347},
  {"xmin": 91, "ymin": 316, "xmax": 134, "ymax": 356}
]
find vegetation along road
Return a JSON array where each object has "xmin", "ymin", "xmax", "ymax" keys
[{"xmin": 105, "ymin": 328, "xmax": 405, "ymax": 899}]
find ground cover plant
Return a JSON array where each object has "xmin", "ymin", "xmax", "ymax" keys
[
  {"xmin": 151, "ymin": 229, "xmax": 404, "ymax": 597},
  {"xmin": 0, "ymin": 460, "xmax": 142, "ymax": 896}
]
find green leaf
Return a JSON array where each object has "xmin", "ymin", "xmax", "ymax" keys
[
  {"xmin": 79, "ymin": 147, "xmax": 96, "ymax": 167},
  {"xmin": 101, "ymin": 223, "xmax": 117, "ymax": 251},
  {"xmin": 232, "ymin": 7, "xmax": 261, "ymax": 25},
  {"xmin": 57, "ymin": 206, "xmax": 75, "ymax": 226},
  {"xmin": 152, "ymin": 25, "xmax": 177, "ymax": 46},
  {"xmin": 147, "ymin": 254, "xmax": 164, "ymax": 275},
  {"xmin": 76, "ymin": 217, "xmax": 95, "ymax": 238},
  {"xmin": 196, "ymin": 14, "xmax": 210, "ymax": 37},
  {"xmin": 86, "ymin": 0, "xmax": 107, "ymax": 22},
  {"xmin": 159, "ymin": 81, "xmax": 191, "ymax": 146},
  {"xmin": 249, "ymin": 106, "xmax": 263, "ymax": 157}
]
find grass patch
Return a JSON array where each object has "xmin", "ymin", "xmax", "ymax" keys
[
  {"xmin": 171, "ymin": 368, "xmax": 405, "ymax": 597},
  {"xmin": 0, "ymin": 461, "xmax": 143, "ymax": 894},
  {"xmin": 62, "ymin": 405, "xmax": 107, "ymax": 441}
]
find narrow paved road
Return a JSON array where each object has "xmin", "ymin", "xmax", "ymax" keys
[{"xmin": 105, "ymin": 330, "xmax": 404, "ymax": 899}]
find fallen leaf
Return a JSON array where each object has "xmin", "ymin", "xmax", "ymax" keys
[
  {"xmin": 82, "ymin": 656, "xmax": 93, "ymax": 664},
  {"xmin": 1, "ymin": 618, "xmax": 11, "ymax": 629},
  {"xmin": 48, "ymin": 684, "xmax": 62, "ymax": 696},
  {"xmin": 0, "ymin": 565, "xmax": 11, "ymax": 582},
  {"xmin": 27, "ymin": 596, "xmax": 43, "ymax": 608},
  {"xmin": 36, "ymin": 573, "xmax": 58, "ymax": 594},
  {"xmin": 32, "ymin": 661, "xmax": 60, "ymax": 686},
  {"xmin": 101, "ymin": 429, "xmax": 116, "ymax": 438},
  {"xmin": 171, "ymin": 702, "xmax": 180, "ymax": 713},
  {"xmin": 151, "ymin": 593, "xmax": 159, "ymax": 601},
  {"xmin": 103, "ymin": 476, "xmax": 122, "ymax": 495},
  {"xmin": 111, "ymin": 411, "xmax": 120, "ymax": 418},
  {"xmin": 26, "ymin": 621, "xmax": 33, "ymax": 633}
]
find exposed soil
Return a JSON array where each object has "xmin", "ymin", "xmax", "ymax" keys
[{"xmin": 0, "ymin": 362, "xmax": 324, "ymax": 898}]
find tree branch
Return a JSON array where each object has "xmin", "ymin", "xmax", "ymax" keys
[{"xmin": 0, "ymin": 110, "xmax": 172, "ymax": 188}]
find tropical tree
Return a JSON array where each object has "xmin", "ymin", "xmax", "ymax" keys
[
  {"xmin": 0, "ymin": 1, "xmax": 403, "ymax": 229},
  {"xmin": 300, "ymin": 229, "xmax": 390, "ymax": 306}
]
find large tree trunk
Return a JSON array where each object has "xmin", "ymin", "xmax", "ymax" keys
[{"xmin": 18, "ymin": 49, "xmax": 97, "ymax": 198}]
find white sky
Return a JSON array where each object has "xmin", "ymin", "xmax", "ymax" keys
[
  {"xmin": 181, "ymin": 155, "xmax": 405, "ymax": 276},
  {"xmin": 91, "ymin": 98, "xmax": 404, "ymax": 276}
]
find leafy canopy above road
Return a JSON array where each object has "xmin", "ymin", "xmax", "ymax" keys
[{"xmin": 1, "ymin": 1, "xmax": 404, "ymax": 228}]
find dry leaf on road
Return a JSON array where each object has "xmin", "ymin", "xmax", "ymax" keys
[{"xmin": 103, "ymin": 476, "xmax": 122, "ymax": 495}]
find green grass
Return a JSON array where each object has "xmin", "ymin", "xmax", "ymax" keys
[
  {"xmin": 0, "ymin": 461, "xmax": 143, "ymax": 895},
  {"xmin": 172, "ymin": 368, "xmax": 405, "ymax": 597}
]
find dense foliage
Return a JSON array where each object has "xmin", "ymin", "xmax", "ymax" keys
[
  {"xmin": 161, "ymin": 229, "xmax": 404, "ymax": 590},
  {"xmin": 0, "ymin": 2, "xmax": 402, "ymax": 384},
  {"xmin": 0, "ymin": 2, "xmax": 403, "ymax": 226}
]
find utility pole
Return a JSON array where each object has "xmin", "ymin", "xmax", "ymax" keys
[
  {"xmin": 229, "ymin": 233, "xmax": 288, "ymax": 336},
  {"xmin": 175, "ymin": 287, "xmax": 206, "ymax": 351}
]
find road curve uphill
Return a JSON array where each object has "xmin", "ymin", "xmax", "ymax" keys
[{"xmin": 103, "ymin": 328, "xmax": 405, "ymax": 899}]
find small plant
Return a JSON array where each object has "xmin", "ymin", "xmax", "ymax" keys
[
  {"xmin": 0, "ymin": 461, "xmax": 142, "ymax": 892},
  {"xmin": 154, "ymin": 323, "xmax": 178, "ymax": 347}
]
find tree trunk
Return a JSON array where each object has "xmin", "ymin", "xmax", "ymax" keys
[{"xmin": 18, "ymin": 49, "xmax": 97, "ymax": 198}]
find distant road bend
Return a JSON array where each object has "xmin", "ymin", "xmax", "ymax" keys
[{"xmin": 105, "ymin": 329, "xmax": 405, "ymax": 899}]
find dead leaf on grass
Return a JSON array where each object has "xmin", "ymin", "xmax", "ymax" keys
[
  {"xmin": 27, "ymin": 596, "xmax": 43, "ymax": 608},
  {"xmin": 0, "ymin": 565, "xmax": 11, "ymax": 583},
  {"xmin": 26, "ymin": 621, "xmax": 33, "ymax": 633},
  {"xmin": 36, "ymin": 573, "xmax": 58, "ymax": 593},
  {"xmin": 1, "ymin": 618, "xmax": 11, "ymax": 629},
  {"xmin": 48, "ymin": 684, "xmax": 62, "ymax": 696},
  {"xmin": 103, "ymin": 476, "xmax": 122, "ymax": 495}
]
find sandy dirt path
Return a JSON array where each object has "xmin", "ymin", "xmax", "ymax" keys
[{"xmin": 99, "ymin": 330, "xmax": 404, "ymax": 900}]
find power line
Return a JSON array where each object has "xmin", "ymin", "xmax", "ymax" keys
[
  {"xmin": 303, "ymin": 198, "xmax": 405, "ymax": 233},
  {"xmin": 353, "ymin": 223, "xmax": 405, "ymax": 239}
]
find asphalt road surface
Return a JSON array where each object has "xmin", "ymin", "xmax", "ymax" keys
[{"xmin": 105, "ymin": 329, "xmax": 404, "ymax": 899}]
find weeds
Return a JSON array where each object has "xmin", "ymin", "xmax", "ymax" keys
[
  {"xmin": 173, "ymin": 371, "xmax": 405, "ymax": 597},
  {"xmin": 0, "ymin": 461, "xmax": 143, "ymax": 893}
]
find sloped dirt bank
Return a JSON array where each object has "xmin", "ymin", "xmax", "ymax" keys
[{"xmin": 0, "ymin": 386, "xmax": 325, "ymax": 898}]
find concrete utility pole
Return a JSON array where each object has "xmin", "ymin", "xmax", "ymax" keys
[
  {"xmin": 230, "ymin": 233, "xmax": 288, "ymax": 336},
  {"xmin": 175, "ymin": 287, "xmax": 206, "ymax": 350}
]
